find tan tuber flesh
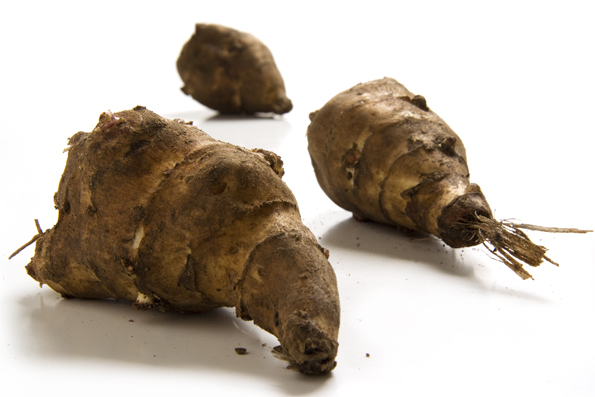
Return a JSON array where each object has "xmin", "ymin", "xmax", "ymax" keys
[
  {"xmin": 15, "ymin": 107, "xmax": 339, "ymax": 374},
  {"xmin": 307, "ymin": 77, "xmax": 591, "ymax": 279}
]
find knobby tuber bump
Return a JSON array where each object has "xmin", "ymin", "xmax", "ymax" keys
[
  {"xmin": 307, "ymin": 77, "xmax": 591, "ymax": 279},
  {"xmin": 14, "ymin": 107, "xmax": 339, "ymax": 375},
  {"xmin": 177, "ymin": 23, "xmax": 293, "ymax": 115}
]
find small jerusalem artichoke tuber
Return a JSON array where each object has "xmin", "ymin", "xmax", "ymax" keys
[{"xmin": 177, "ymin": 23, "xmax": 293, "ymax": 115}]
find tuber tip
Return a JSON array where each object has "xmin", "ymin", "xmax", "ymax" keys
[
  {"xmin": 271, "ymin": 96, "xmax": 293, "ymax": 115},
  {"xmin": 279, "ymin": 311, "xmax": 339, "ymax": 375}
]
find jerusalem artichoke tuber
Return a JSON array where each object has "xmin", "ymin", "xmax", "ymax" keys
[
  {"xmin": 177, "ymin": 23, "xmax": 293, "ymax": 115},
  {"xmin": 307, "ymin": 77, "xmax": 591, "ymax": 279},
  {"xmin": 17, "ymin": 106, "xmax": 339, "ymax": 374}
]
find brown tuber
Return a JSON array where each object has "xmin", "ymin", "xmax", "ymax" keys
[
  {"xmin": 14, "ymin": 107, "xmax": 339, "ymax": 375},
  {"xmin": 307, "ymin": 77, "xmax": 591, "ymax": 279},
  {"xmin": 177, "ymin": 23, "xmax": 293, "ymax": 115}
]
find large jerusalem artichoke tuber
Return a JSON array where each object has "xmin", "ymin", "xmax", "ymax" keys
[
  {"xmin": 17, "ymin": 106, "xmax": 339, "ymax": 375},
  {"xmin": 177, "ymin": 23, "xmax": 293, "ymax": 115},
  {"xmin": 307, "ymin": 77, "xmax": 591, "ymax": 280}
]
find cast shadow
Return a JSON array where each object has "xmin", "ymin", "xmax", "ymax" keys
[
  {"xmin": 16, "ymin": 291, "xmax": 331, "ymax": 395},
  {"xmin": 165, "ymin": 109, "xmax": 292, "ymax": 150},
  {"xmin": 204, "ymin": 112, "xmax": 284, "ymax": 121},
  {"xmin": 319, "ymin": 212, "xmax": 554, "ymax": 302},
  {"xmin": 321, "ymin": 214, "xmax": 478, "ymax": 279}
]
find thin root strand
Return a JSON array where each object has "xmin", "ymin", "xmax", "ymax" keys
[
  {"xmin": 511, "ymin": 223, "xmax": 592, "ymax": 234},
  {"xmin": 468, "ymin": 215, "xmax": 590, "ymax": 280},
  {"xmin": 8, "ymin": 219, "xmax": 43, "ymax": 260}
]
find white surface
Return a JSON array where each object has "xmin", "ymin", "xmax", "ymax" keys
[{"xmin": 1, "ymin": 1, "xmax": 594, "ymax": 396}]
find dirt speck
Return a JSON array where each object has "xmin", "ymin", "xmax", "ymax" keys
[{"xmin": 235, "ymin": 347, "xmax": 248, "ymax": 355}]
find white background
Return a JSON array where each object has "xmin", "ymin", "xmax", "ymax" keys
[{"xmin": 1, "ymin": 1, "xmax": 594, "ymax": 396}]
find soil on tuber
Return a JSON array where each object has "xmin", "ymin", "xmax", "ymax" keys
[
  {"xmin": 307, "ymin": 77, "xmax": 591, "ymax": 279},
  {"xmin": 12, "ymin": 106, "xmax": 338, "ymax": 375},
  {"xmin": 177, "ymin": 23, "xmax": 292, "ymax": 115}
]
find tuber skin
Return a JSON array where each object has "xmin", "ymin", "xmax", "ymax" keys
[
  {"xmin": 20, "ymin": 107, "xmax": 339, "ymax": 374},
  {"xmin": 177, "ymin": 23, "xmax": 293, "ymax": 115},
  {"xmin": 307, "ymin": 77, "xmax": 591, "ymax": 279}
]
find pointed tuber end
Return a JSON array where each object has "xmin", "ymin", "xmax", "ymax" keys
[
  {"xmin": 279, "ymin": 311, "xmax": 338, "ymax": 375},
  {"xmin": 271, "ymin": 96, "xmax": 293, "ymax": 115}
]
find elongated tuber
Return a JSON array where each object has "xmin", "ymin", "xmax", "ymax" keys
[
  {"xmin": 17, "ymin": 106, "xmax": 339, "ymax": 374},
  {"xmin": 177, "ymin": 23, "xmax": 292, "ymax": 115},
  {"xmin": 307, "ymin": 77, "xmax": 591, "ymax": 279}
]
